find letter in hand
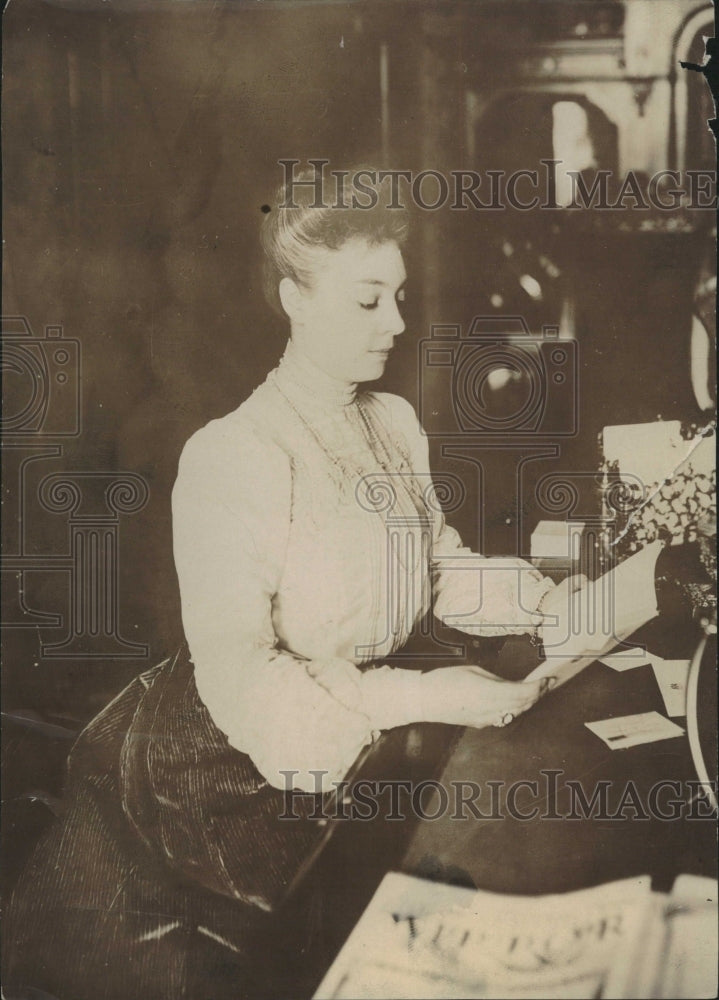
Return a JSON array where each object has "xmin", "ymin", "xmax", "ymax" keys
[
  {"xmin": 530, "ymin": 574, "xmax": 587, "ymax": 641},
  {"xmin": 539, "ymin": 571, "xmax": 613, "ymax": 657},
  {"xmin": 527, "ymin": 541, "xmax": 664, "ymax": 685},
  {"xmin": 536, "ymin": 574, "xmax": 588, "ymax": 618}
]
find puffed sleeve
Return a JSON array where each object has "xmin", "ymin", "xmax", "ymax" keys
[
  {"xmin": 377, "ymin": 394, "xmax": 554, "ymax": 636},
  {"xmin": 172, "ymin": 417, "xmax": 426, "ymax": 794}
]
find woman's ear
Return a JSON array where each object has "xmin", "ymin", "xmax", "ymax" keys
[{"xmin": 279, "ymin": 277, "xmax": 303, "ymax": 322}]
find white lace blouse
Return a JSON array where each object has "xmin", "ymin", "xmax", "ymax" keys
[{"xmin": 172, "ymin": 340, "xmax": 553, "ymax": 792}]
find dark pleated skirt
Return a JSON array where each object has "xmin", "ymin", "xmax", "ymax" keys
[{"xmin": 4, "ymin": 646, "xmax": 331, "ymax": 1000}]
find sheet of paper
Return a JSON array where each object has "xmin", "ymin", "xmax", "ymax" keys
[
  {"xmin": 599, "ymin": 647, "xmax": 653, "ymax": 672},
  {"xmin": 651, "ymin": 658, "xmax": 691, "ymax": 717},
  {"xmin": 602, "ymin": 421, "xmax": 683, "ymax": 491},
  {"xmin": 585, "ymin": 711, "xmax": 684, "ymax": 750},
  {"xmin": 527, "ymin": 540, "xmax": 663, "ymax": 689}
]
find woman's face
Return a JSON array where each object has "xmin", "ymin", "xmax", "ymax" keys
[{"xmin": 282, "ymin": 237, "xmax": 407, "ymax": 383}]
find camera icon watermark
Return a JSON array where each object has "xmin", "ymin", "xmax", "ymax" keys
[
  {"xmin": 1, "ymin": 316, "xmax": 81, "ymax": 436},
  {"xmin": 417, "ymin": 316, "xmax": 578, "ymax": 438}
]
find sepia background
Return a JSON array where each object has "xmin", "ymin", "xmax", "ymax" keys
[{"xmin": 2, "ymin": 0, "xmax": 715, "ymax": 914}]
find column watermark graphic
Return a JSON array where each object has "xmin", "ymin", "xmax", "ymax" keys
[{"xmin": 1, "ymin": 315, "xmax": 150, "ymax": 659}]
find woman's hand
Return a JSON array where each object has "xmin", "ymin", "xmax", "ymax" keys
[
  {"xmin": 537, "ymin": 573, "xmax": 588, "ymax": 620},
  {"xmin": 421, "ymin": 665, "xmax": 554, "ymax": 730},
  {"xmin": 534, "ymin": 573, "xmax": 592, "ymax": 652}
]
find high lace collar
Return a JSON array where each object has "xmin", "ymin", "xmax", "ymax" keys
[{"xmin": 274, "ymin": 338, "xmax": 357, "ymax": 408}]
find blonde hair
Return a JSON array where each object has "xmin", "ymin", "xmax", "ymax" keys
[{"xmin": 260, "ymin": 167, "xmax": 409, "ymax": 315}]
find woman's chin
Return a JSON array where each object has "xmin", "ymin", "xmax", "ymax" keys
[{"xmin": 358, "ymin": 352, "xmax": 390, "ymax": 381}]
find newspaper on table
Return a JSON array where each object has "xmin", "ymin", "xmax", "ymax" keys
[{"xmin": 313, "ymin": 870, "xmax": 718, "ymax": 1000}]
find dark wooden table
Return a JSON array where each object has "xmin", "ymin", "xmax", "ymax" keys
[
  {"xmin": 402, "ymin": 640, "xmax": 717, "ymax": 896},
  {"xmin": 285, "ymin": 620, "xmax": 717, "ymax": 998}
]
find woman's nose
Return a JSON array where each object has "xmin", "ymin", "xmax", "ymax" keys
[{"xmin": 384, "ymin": 299, "xmax": 406, "ymax": 338}]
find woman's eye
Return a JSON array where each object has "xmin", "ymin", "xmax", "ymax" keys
[{"xmin": 359, "ymin": 300, "xmax": 379, "ymax": 310}]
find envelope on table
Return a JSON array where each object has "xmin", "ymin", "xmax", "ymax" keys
[{"xmin": 585, "ymin": 711, "xmax": 685, "ymax": 750}]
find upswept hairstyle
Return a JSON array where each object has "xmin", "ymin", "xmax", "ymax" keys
[{"xmin": 260, "ymin": 166, "xmax": 410, "ymax": 315}]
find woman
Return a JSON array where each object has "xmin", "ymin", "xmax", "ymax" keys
[{"xmin": 6, "ymin": 170, "xmax": 567, "ymax": 1000}]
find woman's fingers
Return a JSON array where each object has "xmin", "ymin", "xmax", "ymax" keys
[
  {"xmin": 490, "ymin": 675, "xmax": 556, "ymax": 728},
  {"xmin": 517, "ymin": 676, "xmax": 550, "ymax": 711},
  {"xmin": 493, "ymin": 679, "xmax": 539, "ymax": 722},
  {"xmin": 443, "ymin": 667, "xmax": 557, "ymax": 729},
  {"xmin": 538, "ymin": 675, "xmax": 558, "ymax": 696}
]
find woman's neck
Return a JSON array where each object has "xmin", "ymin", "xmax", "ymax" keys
[{"xmin": 277, "ymin": 338, "xmax": 357, "ymax": 407}]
